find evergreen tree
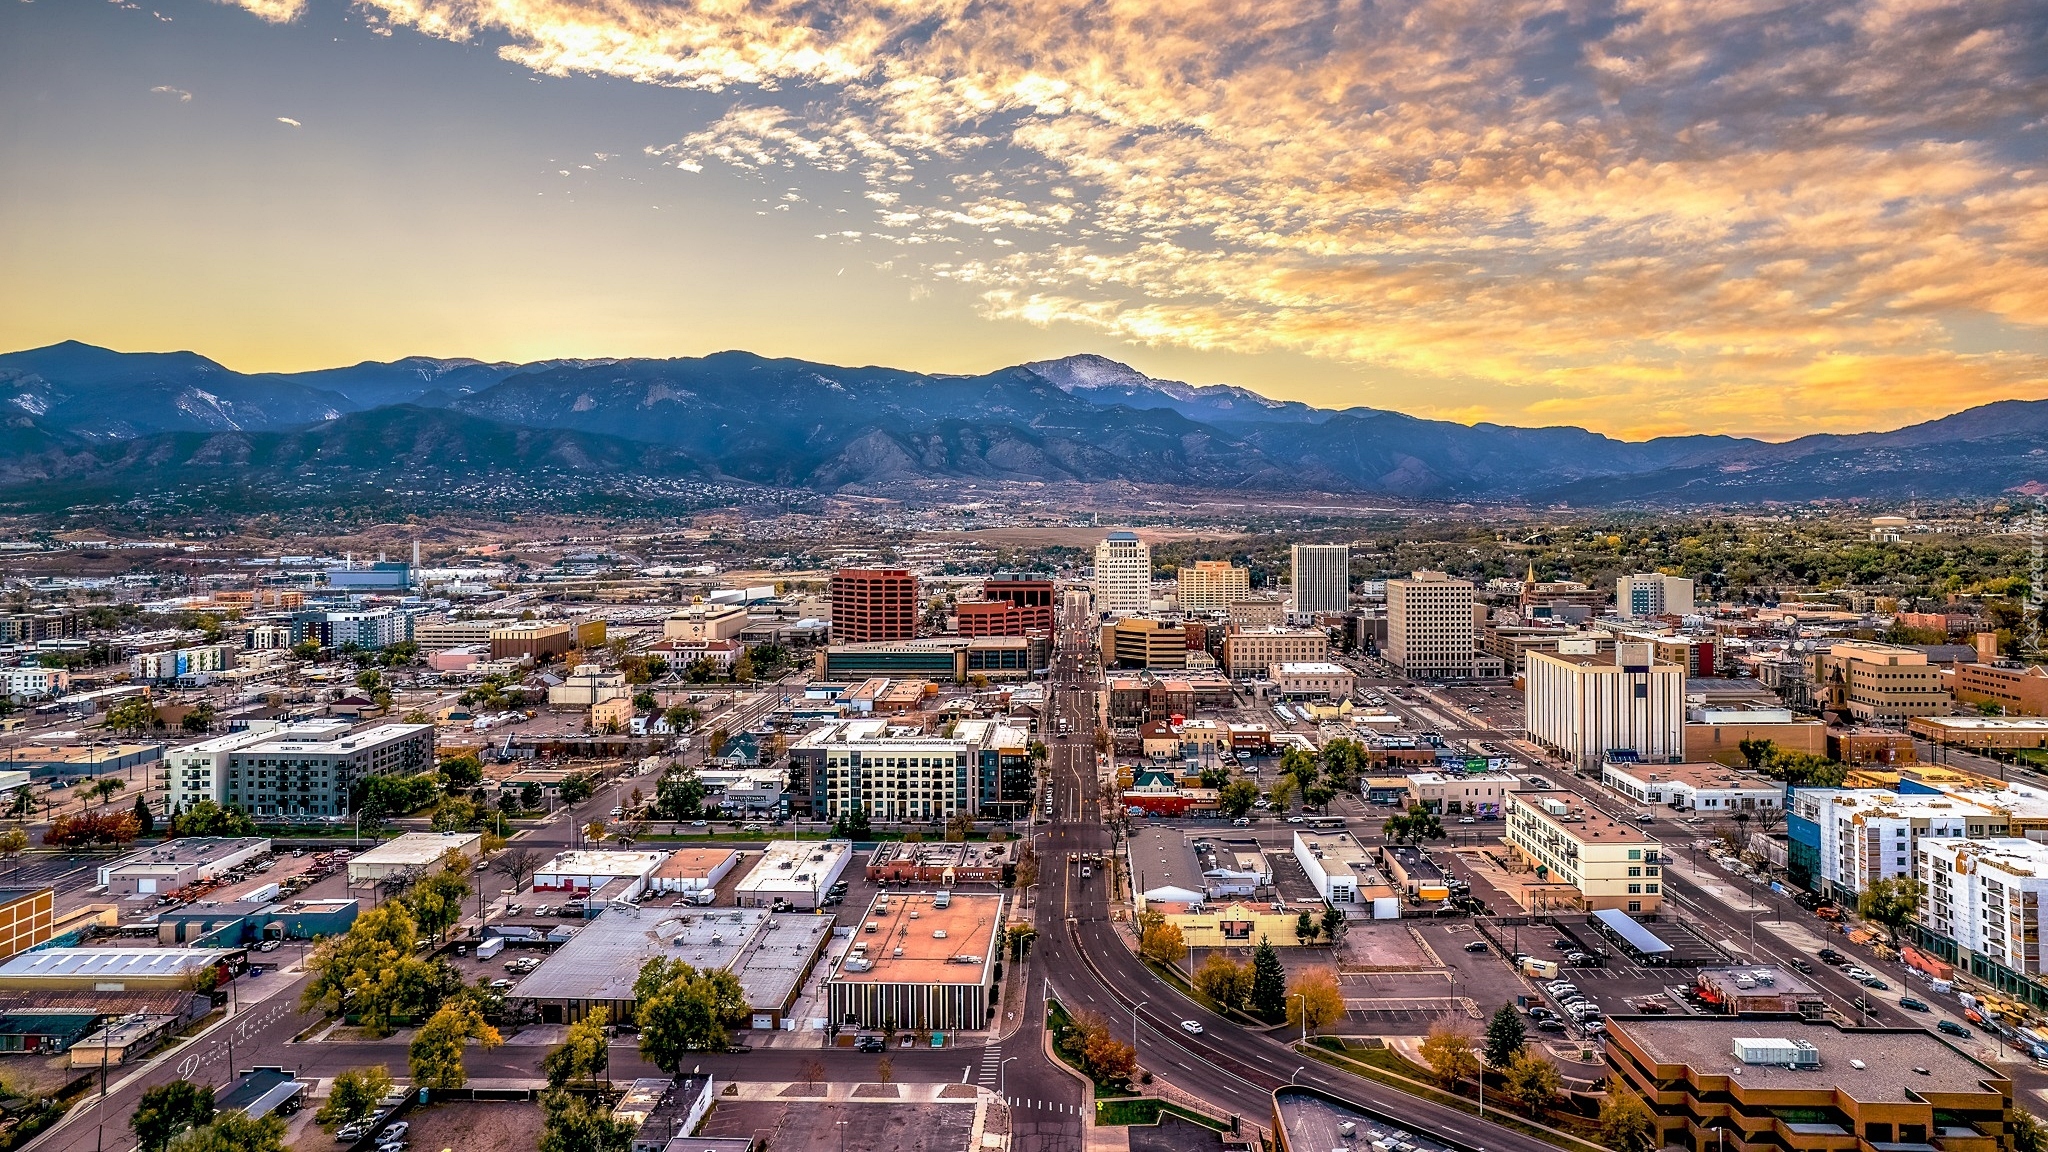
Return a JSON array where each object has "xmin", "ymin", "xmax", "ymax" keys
[
  {"xmin": 133, "ymin": 794, "xmax": 155, "ymax": 837},
  {"xmin": 1484, "ymin": 1003, "xmax": 1528, "ymax": 1068},
  {"xmin": 1249, "ymin": 938, "xmax": 1288, "ymax": 1022}
]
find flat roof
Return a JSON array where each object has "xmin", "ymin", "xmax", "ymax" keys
[
  {"xmin": 1273, "ymin": 662, "xmax": 1351, "ymax": 675},
  {"xmin": 9, "ymin": 744, "xmax": 162, "ymax": 764},
  {"xmin": 349, "ymin": 832, "xmax": 482, "ymax": 866},
  {"xmin": 1615, "ymin": 1017, "xmax": 2002, "ymax": 1100},
  {"xmin": 1593, "ymin": 909, "xmax": 1673, "ymax": 956},
  {"xmin": 1128, "ymin": 826, "xmax": 1203, "ymax": 896},
  {"xmin": 731, "ymin": 914, "xmax": 833, "ymax": 1011},
  {"xmin": 1604, "ymin": 761, "xmax": 1780, "ymax": 790},
  {"xmin": 102, "ymin": 837, "xmax": 268, "ymax": 871},
  {"xmin": 734, "ymin": 841, "xmax": 852, "ymax": 894},
  {"xmin": 240, "ymin": 722, "xmax": 431, "ymax": 753},
  {"xmin": 1512, "ymin": 790, "xmax": 1659, "ymax": 844},
  {"xmin": 0, "ymin": 887, "xmax": 52, "ymax": 904},
  {"xmin": 1697, "ymin": 966, "xmax": 1820, "ymax": 999},
  {"xmin": 1915, "ymin": 716, "xmax": 2048, "ymax": 732},
  {"xmin": 652, "ymin": 848, "xmax": 741, "ymax": 881},
  {"xmin": 537, "ymin": 850, "xmax": 668, "ymax": 878},
  {"xmin": 835, "ymin": 892, "xmax": 1003, "ymax": 986},
  {"xmin": 0, "ymin": 948, "xmax": 230, "ymax": 980},
  {"xmin": 513, "ymin": 908, "xmax": 765, "ymax": 1004}
]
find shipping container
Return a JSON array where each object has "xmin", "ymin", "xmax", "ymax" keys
[{"xmin": 476, "ymin": 937, "xmax": 504, "ymax": 960}]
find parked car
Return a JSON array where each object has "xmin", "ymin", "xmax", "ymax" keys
[
  {"xmin": 1818, "ymin": 948, "xmax": 1845, "ymax": 964},
  {"xmin": 1788, "ymin": 958, "xmax": 1814, "ymax": 974},
  {"xmin": 1458, "ymin": 817, "xmax": 1476, "ymax": 824},
  {"xmin": 1463, "ymin": 941, "xmax": 1489, "ymax": 953},
  {"xmin": 381, "ymin": 1123, "xmax": 409, "ymax": 1142},
  {"xmin": 1565, "ymin": 952, "xmax": 1591, "ymax": 965},
  {"xmin": 1861, "ymin": 977, "xmax": 1890, "ymax": 990},
  {"xmin": 1534, "ymin": 1019, "xmax": 1566, "ymax": 1033},
  {"xmin": 855, "ymin": 1035, "xmax": 886, "ymax": 1053},
  {"xmin": 1938, "ymin": 1020, "xmax": 1972, "ymax": 1038},
  {"xmin": 1636, "ymin": 813, "xmax": 1655, "ymax": 824},
  {"xmin": 1899, "ymin": 997, "xmax": 1930, "ymax": 1012}
]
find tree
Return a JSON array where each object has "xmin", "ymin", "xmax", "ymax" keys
[
  {"xmin": 179, "ymin": 703, "xmax": 217, "ymax": 734},
  {"xmin": 1006, "ymin": 923, "xmax": 1038, "ymax": 961},
  {"xmin": 1137, "ymin": 914, "xmax": 1187, "ymax": 968},
  {"xmin": 1384, "ymin": 804, "xmax": 1445, "ymax": 845},
  {"xmin": 165, "ymin": 1112, "xmax": 286, "ymax": 1152},
  {"xmin": 520, "ymin": 781, "xmax": 544, "ymax": 811},
  {"xmin": 1285, "ymin": 968, "xmax": 1345, "ymax": 1031},
  {"xmin": 409, "ymin": 1000, "xmax": 501, "ymax": 1091},
  {"xmin": 1193, "ymin": 953, "xmax": 1253, "ymax": 1010},
  {"xmin": 1249, "ymin": 938, "xmax": 1288, "ymax": 1021},
  {"xmin": 543, "ymin": 1007, "xmax": 611, "ymax": 1089},
  {"xmin": 656, "ymin": 766, "xmax": 707, "ymax": 820},
  {"xmin": 301, "ymin": 902, "xmax": 454, "ymax": 1035},
  {"xmin": 2012, "ymin": 1108, "xmax": 2044, "ymax": 1152},
  {"xmin": 1294, "ymin": 909, "xmax": 1319, "ymax": 945},
  {"xmin": 1218, "ymin": 779, "xmax": 1261, "ymax": 817},
  {"xmin": 1599, "ymin": 1082, "xmax": 1659, "ymax": 1152},
  {"xmin": 706, "ymin": 727, "xmax": 729, "ymax": 758},
  {"xmin": 497, "ymin": 846, "xmax": 542, "ymax": 891},
  {"xmin": 1484, "ymin": 1003, "xmax": 1528, "ymax": 1067},
  {"xmin": 132, "ymin": 1080, "xmax": 216, "ymax": 1152},
  {"xmin": 0, "ymin": 827, "xmax": 28, "ymax": 873},
  {"xmin": 875, "ymin": 1055, "xmax": 894, "ymax": 1084},
  {"xmin": 1419, "ymin": 1021, "xmax": 1481, "ymax": 1088},
  {"xmin": 176, "ymin": 800, "xmax": 257, "ymax": 838},
  {"xmin": 1319, "ymin": 906, "xmax": 1345, "ymax": 945},
  {"xmin": 1860, "ymin": 876, "xmax": 1924, "ymax": 945},
  {"xmin": 1737, "ymin": 738, "xmax": 1776, "ymax": 771},
  {"xmin": 105, "ymin": 698, "xmax": 159, "ymax": 737},
  {"xmin": 439, "ymin": 755, "xmax": 483, "ymax": 793},
  {"xmin": 538, "ymin": 1089, "xmax": 635, "ymax": 1152},
  {"xmin": 1198, "ymin": 764, "xmax": 1232, "ymax": 790},
  {"xmin": 558, "ymin": 773, "xmax": 593, "ymax": 808},
  {"xmin": 635, "ymin": 959, "xmax": 750, "ymax": 1071},
  {"xmin": 405, "ymin": 866, "xmax": 473, "ymax": 943},
  {"xmin": 1082, "ymin": 1029, "xmax": 1137, "ymax": 1087},
  {"xmin": 86, "ymin": 776, "xmax": 128, "ymax": 809},
  {"xmin": 831, "ymin": 804, "xmax": 873, "ymax": 839},
  {"xmin": 433, "ymin": 797, "xmax": 485, "ymax": 834},
  {"xmin": 1502, "ymin": 1051, "xmax": 1561, "ymax": 1114},
  {"xmin": 315, "ymin": 1067, "xmax": 392, "ymax": 1135},
  {"xmin": 44, "ymin": 811, "xmax": 141, "ymax": 847},
  {"xmin": 133, "ymin": 794, "xmax": 156, "ymax": 836},
  {"xmin": 1267, "ymin": 774, "xmax": 1298, "ymax": 811}
]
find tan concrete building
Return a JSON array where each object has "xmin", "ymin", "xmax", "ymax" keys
[
  {"xmin": 1909, "ymin": 715, "xmax": 2048, "ymax": 753},
  {"xmin": 1101, "ymin": 618, "xmax": 1189, "ymax": 669},
  {"xmin": 490, "ymin": 622, "xmax": 574, "ymax": 663},
  {"xmin": 1222, "ymin": 627, "xmax": 1330, "ymax": 679},
  {"xmin": 1227, "ymin": 597, "xmax": 1285, "ymax": 630},
  {"xmin": 1525, "ymin": 642, "xmax": 1686, "ymax": 767},
  {"xmin": 0, "ymin": 888, "xmax": 54, "ymax": 963},
  {"xmin": 1385, "ymin": 570, "xmax": 1474, "ymax": 677},
  {"xmin": 1683, "ymin": 705, "xmax": 1827, "ymax": 765},
  {"xmin": 663, "ymin": 604, "xmax": 749, "ymax": 643},
  {"xmin": 1954, "ymin": 661, "xmax": 2048, "ymax": 716},
  {"xmin": 1811, "ymin": 641, "xmax": 1952, "ymax": 721},
  {"xmin": 1175, "ymin": 560, "xmax": 1251, "ymax": 612},
  {"xmin": 1505, "ymin": 790, "xmax": 1664, "ymax": 912}
]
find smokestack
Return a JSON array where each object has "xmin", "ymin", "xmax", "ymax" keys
[{"xmin": 413, "ymin": 541, "xmax": 421, "ymax": 568}]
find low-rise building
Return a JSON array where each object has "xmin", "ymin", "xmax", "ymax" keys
[
  {"xmin": 511, "ymin": 907, "xmax": 826, "ymax": 1026},
  {"xmin": 1600, "ymin": 760, "xmax": 1782, "ymax": 814},
  {"xmin": 864, "ymin": 841, "xmax": 1013, "ymax": 886},
  {"xmin": 1909, "ymin": 715, "xmax": 2048, "ymax": 753},
  {"xmin": 1099, "ymin": 618, "xmax": 1190, "ymax": 670},
  {"xmin": 345, "ymin": 831, "xmax": 482, "ymax": 884},
  {"xmin": 1504, "ymin": 790, "xmax": 1665, "ymax": 912},
  {"xmin": 1271, "ymin": 661, "xmax": 1355, "ymax": 699},
  {"xmin": 97, "ymin": 838, "xmax": 271, "ymax": 897},
  {"xmin": 733, "ymin": 840, "xmax": 853, "ymax": 910},
  {"xmin": 817, "ymin": 636, "xmax": 1044, "ymax": 683},
  {"xmin": 1954, "ymin": 661, "xmax": 2048, "ymax": 716},
  {"xmin": 1380, "ymin": 844, "xmax": 1448, "ymax": 901},
  {"xmin": 0, "ymin": 888, "xmax": 54, "ymax": 963},
  {"xmin": 1811, "ymin": 641, "xmax": 1953, "ymax": 721},
  {"xmin": 1684, "ymin": 705, "xmax": 1828, "ymax": 766},
  {"xmin": 664, "ymin": 604, "xmax": 749, "ymax": 643},
  {"xmin": 1604, "ymin": 1016, "xmax": 2009, "ymax": 1152},
  {"xmin": 731, "ymin": 914, "xmax": 834, "ymax": 1030},
  {"xmin": 1292, "ymin": 830, "xmax": 1400, "ymax": 918},
  {"xmin": 490, "ymin": 622, "xmax": 574, "ymax": 663},
  {"xmin": 1828, "ymin": 727, "xmax": 1917, "ymax": 765},
  {"xmin": 1404, "ymin": 771, "xmax": 1517, "ymax": 816},
  {"xmin": 826, "ymin": 891, "xmax": 1005, "ymax": 1031},
  {"xmin": 534, "ymin": 850, "xmax": 669, "ymax": 897},
  {"xmin": 646, "ymin": 849, "xmax": 743, "ymax": 895},
  {"xmin": 1222, "ymin": 627, "xmax": 1330, "ymax": 679},
  {"xmin": 0, "ymin": 949, "xmax": 236, "ymax": 992},
  {"xmin": 549, "ymin": 664, "xmax": 629, "ymax": 708},
  {"xmin": 1691, "ymin": 967, "xmax": 1826, "ymax": 1019}
]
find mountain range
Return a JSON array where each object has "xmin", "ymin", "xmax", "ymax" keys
[{"xmin": 2, "ymin": 340, "xmax": 2045, "ymax": 508}]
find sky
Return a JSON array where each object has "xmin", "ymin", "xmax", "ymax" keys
[{"xmin": 3, "ymin": 0, "xmax": 2046, "ymax": 441}]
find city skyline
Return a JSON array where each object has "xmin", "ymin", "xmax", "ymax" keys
[{"xmin": 4, "ymin": 1, "xmax": 2046, "ymax": 441}]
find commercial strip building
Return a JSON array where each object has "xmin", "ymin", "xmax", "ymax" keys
[
  {"xmin": 816, "ymin": 636, "xmax": 1045, "ymax": 683},
  {"xmin": 97, "ymin": 838, "xmax": 271, "ymax": 897},
  {"xmin": 864, "ymin": 841, "xmax": 1014, "ymax": 886},
  {"xmin": 1289, "ymin": 545, "xmax": 1350, "ymax": 615},
  {"xmin": 534, "ymin": 850, "xmax": 669, "ymax": 896},
  {"xmin": 1604, "ymin": 1015, "xmax": 2010, "ymax": 1152},
  {"xmin": 1292, "ymin": 831, "xmax": 1400, "ymax": 919},
  {"xmin": 1504, "ymin": 790, "xmax": 1665, "ymax": 912},
  {"xmin": 646, "ymin": 849, "xmax": 743, "ymax": 895},
  {"xmin": 345, "ymin": 831, "xmax": 483, "ymax": 884},
  {"xmin": 829, "ymin": 569, "xmax": 919, "ymax": 643},
  {"xmin": 1524, "ymin": 642, "xmax": 1686, "ymax": 768},
  {"xmin": 1811, "ymin": 641, "xmax": 1952, "ymax": 721},
  {"xmin": 1222, "ymin": 627, "xmax": 1330, "ymax": 679},
  {"xmin": 511, "ymin": 907, "xmax": 829, "ymax": 1027},
  {"xmin": 1384, "ymin": 570, "xmax": 1474, "ymax": 677},
  {"xmin": 1600, "ymin": 761, "xmax": 1783, "ymax": 814},
  {"xmin": 1126, "ymin": 826, "xmax": 1266, "ymax": 907},
  {"xmin": 1175, "ymin": 561, "xmax": 1251, "ymax": 612},
  {"xmin": 1402, "ymin": 771, "xmax": 1517, "ymax": 817},
  {"xmin": 825, "ymin": 891, "xmax": 1005, "ymax": 1031},
  {"xmin": 733, "ymin": 840, "xmax": 854, "ymax": 910},
  {"xmin": 1910, "ymin": 715, "xmax": 2048, "ymax": 753},
  {"xmin": 790, "ymin": 717, "xmax": 1033, "ymax": 823},
  {"xmin": 1271, "ymin": 662, "xmax": 1354, "ymax": 700},
  {"xmin": 1093, "ymin": 532, "xmax": 1152, "ymax": 616}
]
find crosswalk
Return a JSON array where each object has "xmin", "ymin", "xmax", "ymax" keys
[
  {"xmin": 1003, "ymin": 1098, "xmax": 1081, "ymax": 1114},
  {"xmin": 977, "ymin": 1045, "xmax": 1001, "ymax": 1088}
]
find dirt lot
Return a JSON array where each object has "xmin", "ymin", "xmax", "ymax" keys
[{"xmin": 345, "ymin": 1101, "xmax": 542, "ymax": 1152}]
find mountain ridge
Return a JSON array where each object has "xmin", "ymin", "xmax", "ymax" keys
[{"xmin": 2, "ymin": 341, "xmax": 2044, "ymax": 505}]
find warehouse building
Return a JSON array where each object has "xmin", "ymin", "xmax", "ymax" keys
[
  {"xmin": 0, "ymin": 948, "xmax": 238, "ymax": 992},
  {"xmin": 735, "ymin": 841, "xmax": 853, "ymax": 910},
  {"xmin": 97, "ymin": 838, "xmax": 271, "ymax": 897},
  {"xmin": 1292, "ymin": 830, "xmax": 1400, "ymax": 919},
  {"xmin": 646, "ymin": 849, "xmax": 743, "ymax": 895},
  {"xmin": 345, "ymin": 831, "xmax": 481, "ymax": 884},
  {"xmin": 826, "ymin": 891, "xmax": 1005, "ymax": 1032},
  {"xmin": 533, "ymin": 850, "xmax": 669, "ymax": 896}
]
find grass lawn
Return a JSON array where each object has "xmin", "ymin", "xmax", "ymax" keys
[{"xmin": 1092, "ymin": 1098, "xmax": 1228, "ymax": 1129}]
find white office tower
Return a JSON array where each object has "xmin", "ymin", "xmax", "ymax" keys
[
  {"xmin": 1093, "ymin": 532, "xmax": 1152, "ymax": 616},
  {"xmin": 1290, "ymin": 544, "xmax": 1351, "ymax": 615},
  {"xmin": 1616, "ymin": 572, "xmax": 1695, "ymax": 619},
  {"xmin": 1384, "ymin": 570, "xmax": 1475, "ymax": 677}
]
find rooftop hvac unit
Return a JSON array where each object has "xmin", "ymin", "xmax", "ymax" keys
[
  {"xmin": 892, "ymin": 947, "xmax": 904, "ymax": 957},
  {"xmin": 934, "ymin": 890, "xmax": 951, "ymax": 908},
  {"xmin": 1732, "ymin": 1037, "xmax": 1820, "ymax": 1068},
  {"xmin": 933, "ymin": 929, "xmax": 947, "ymax": 939},
  {"xmin": 909, "ymin": 910, "xmax": 920, "ymax": 919}
]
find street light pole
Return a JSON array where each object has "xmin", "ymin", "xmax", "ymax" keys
[
  {"xmin": 1133, "ymin": 1000, "xmax": 1147, "ymax": 1053},
  {"xmin": 1000, "ymin": 1055, "xmax": 1017, "ymax": 1100},
  {"xmin": 1295, "ymin": 992, "xmax": 1307, "ymax": 1045}
]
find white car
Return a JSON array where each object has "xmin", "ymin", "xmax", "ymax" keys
[
  {"xmin": 1286, "ymin": 816, "xmax": 1305, "ymax": 824},
  {"xmin": 381, "ymin": 1123, "xmax": 410, "ymax": 1141},
  {"xmin": 1180, "ymin": 1020, "xmax": 1204, "ymax": 1034}
]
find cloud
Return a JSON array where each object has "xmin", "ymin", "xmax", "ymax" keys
[
  {"xmin": 220, "ymin": 0, "xmax": 2048, "ymax": 438},
  {"xmin": 275, "ymin": 117, "xmax": 301, "ymax": 127},
  {"xmin": 150, "ymin": 86, "xmax": 192, "ymax": 103},
  {"xmin": 219, "ymin": 0, "xmax": 305, "ymax": 22}
]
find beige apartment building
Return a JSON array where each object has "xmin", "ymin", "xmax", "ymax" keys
[
  {"xmin": 1222, "ymin": 627, "xmax": 1330, "ymax": 679},
  {"xmin": 1175, "ymin": 561, "xmax": 1251, "ymax": 612},
  {"xmin": 1811, "ymin": 641, "xmax": 1952, "ymax": 721},
  {"xmin": 1385, "ymin": 570, "xmax": 1474, "ymax": 677},
  {"xmin": 1505, "ymin": 790, "xmax": 1665, "ymax": 913}
]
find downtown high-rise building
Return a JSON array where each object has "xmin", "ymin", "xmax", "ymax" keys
[
  {"xmin": 1616, "ymin": 572, "xmax": 1695, "ymax": 619},
  {"xmin": 1385, "ymin": 569, "xmax": 1475, "ymax": 677},
  {"xmin": 1290, "ymin": 544, "xmax": 1351, "ymax": 615},
  {"xmin": 1093, "ymin": 532, "xmax": 1152, "ymax": 615},
  {"xmin": 1176, "ymin": 560, "xmax": 1251, "ymax": 612}
]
